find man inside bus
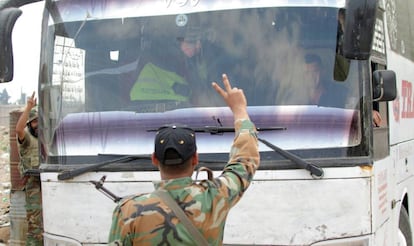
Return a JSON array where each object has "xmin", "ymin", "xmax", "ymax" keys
[
  {"xmin": 373, "ymin": 102, "xmax": 382, "ymax": 127},
  {"xmin": 305, "ymin": 53, "xmax": 382, "ymax": 126},
  {"xmin": 304, "ymin": 53, "xmax": 348, "ymax": 108},
  {"xmin": 129, "ymin": 16, "xmax": 221, "ymax": 109},
  {"xmin": 109, "ymin": 74, "xmax": 260, "ymax": 245},
  {"xmin": 15, "ymin": 92, "xmax": 43, "ymax": 245}
]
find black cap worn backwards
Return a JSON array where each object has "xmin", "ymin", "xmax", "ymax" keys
[{"xmin": 154, "ymin": 124, "xmax": 196, "ymax": 165}]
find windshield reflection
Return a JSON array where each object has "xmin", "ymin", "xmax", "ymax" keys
[
  {"xmin": 42, "ymin": 6, "xmax": 362, "ymax": 161},
  {"xmin": 50, "ymin": 7, "xmax": 359, "ymax": 112}
]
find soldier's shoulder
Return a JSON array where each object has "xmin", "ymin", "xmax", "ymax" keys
[{"xmin": 117, "ymin": 193, "xmax": 150, "ymax": 207}]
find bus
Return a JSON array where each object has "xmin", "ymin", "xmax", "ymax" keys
[{"xmin": 1, "ymin": 0, "xmax": 413, "ymax": 245}]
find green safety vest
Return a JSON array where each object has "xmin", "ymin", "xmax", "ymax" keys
[{"xmin": 130, "ymin": 63, "xmax": 190, "ymax": 101}]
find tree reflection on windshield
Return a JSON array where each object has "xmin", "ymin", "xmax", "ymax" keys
[{"xmin": 57, "ymin": 7, "xmax": 359, "ymax": 113}]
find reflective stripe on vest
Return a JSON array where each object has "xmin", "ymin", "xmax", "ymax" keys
[{"xmin": 130, "ymin": 63, "xmax": 190, "ymax": 101}]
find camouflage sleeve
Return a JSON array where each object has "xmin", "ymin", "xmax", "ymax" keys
[
  {"xmin": 108, "ymin": 199, "xmax": 133, "ymax": 246},
  {"xmin": 219, "ymin": 119, "xmax": 259, "ymax": 207}
]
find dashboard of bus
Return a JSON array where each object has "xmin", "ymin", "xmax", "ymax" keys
[{"xmin": 38, "ymin": 1, "xmax": 371, "ymax": 168}]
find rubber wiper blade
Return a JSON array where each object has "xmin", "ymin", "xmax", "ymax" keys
[
  {"xmin": 147, "ymin": 125, "xmax": 322, "ymax": 177},
  {"xmin": 147, "ymin": 125, "xmax": 321, "ymax": 177},
  {"xmin": 258, "ymin": 137, "xmax": 324, "ymax": 178},
  {"xmin": 147, "ymin": 126, "xmax": 286, "ymax": 134},
  {"xmin": 195, "ymin": 126, "xmax": 286, "ymax": 134},
  {"xmin": 57, "ymin": 155, "xmax": 151, "ymax": 180}
]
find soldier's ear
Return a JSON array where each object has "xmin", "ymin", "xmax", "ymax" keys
[
  {"xmin": 191, "ymin": 153, "xmax": 198, "ymax": 168},
  {"xmin": 152, "ymin": 153, "xmax": 160, "ymax": 168}
]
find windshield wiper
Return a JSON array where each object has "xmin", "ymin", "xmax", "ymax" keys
[
  {"xmin": 59, "ymin": 125, "xmax": 322, "ymax": 180},
  {"xmin": 257, "ymin": 138, "xmax": 324, "ymax": 178},
  {"xmin": 148, "ymin": 125, "xmax": 323, "ymax": 178},
  {"xmin": 147, "ymin": 126, "xmax": 287, "ymax": 134},
  {"xmin": 57, "ymin": 155, "xmax": 151, "ymax": 180}
]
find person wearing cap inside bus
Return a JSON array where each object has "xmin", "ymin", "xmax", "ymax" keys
[
  {"xmin": 305, "ymin": 54, "xmax": 383, "ymax": 126},
  {"xmin": 109, "ymin": 74, "xmax": 260, "ymax": 245},
  {"xmin": 129, "ymin": 15, "xmax": 219, "ymax": 109},
  {"xmin": 15, "ymin": 91, "xmax": 43, "ymax": 245}
]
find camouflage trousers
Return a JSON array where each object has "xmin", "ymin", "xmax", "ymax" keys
[{"xmin": 25, "ymin": 176, "xmax": 43, "ymax": 246}]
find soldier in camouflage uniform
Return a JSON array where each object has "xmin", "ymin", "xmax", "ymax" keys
[
  {"xmin": 16, "ymin": 92, "xmax": 43, "ymax": 246},
  {"xmin": 108, "ymin": 74, "xmax": 260, "ymax": 245}
]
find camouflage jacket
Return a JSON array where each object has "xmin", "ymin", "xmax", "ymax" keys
[
  {"xmin": 108, "ymin": 119, "xmax": 259, "ymax": 246},
  {"xmin": 17, "ymin": 128, "xmax": 39, "ymax": 176}
]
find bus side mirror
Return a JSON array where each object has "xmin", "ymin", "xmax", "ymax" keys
[
  {"xmin": 373, "ymin": 70, "xmax": 397, "ymax": 102},
  {"xmin": 342, "ymin": 0, "xmax": 378, "ymax": 60},
  {"xmin": 0, "ymin": 7, "xmax": 22, "ymax": 82}
]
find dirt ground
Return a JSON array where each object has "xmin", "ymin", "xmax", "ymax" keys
[{"xmin": 0, "ymin": 125, "xmax": 12, "ymax": 244}]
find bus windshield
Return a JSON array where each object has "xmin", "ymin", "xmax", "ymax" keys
[{"xmin": 40, "ymin": 1, "xmax": 365, "ymax": 165}]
